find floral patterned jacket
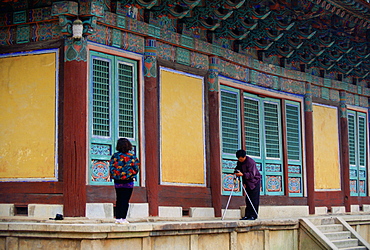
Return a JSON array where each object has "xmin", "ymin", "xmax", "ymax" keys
[{"xmin": 109, "ymin": 152, "xmax": 140, "ymax": 181}]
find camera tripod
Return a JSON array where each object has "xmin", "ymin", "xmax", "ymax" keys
[{"xmin": 221, "ymin": 174, "xmax": 259, "ymax": 220}]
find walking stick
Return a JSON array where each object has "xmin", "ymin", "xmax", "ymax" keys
[{"xmin": 241, "ymin": 183, "xmax": 259, "ymax": 218}]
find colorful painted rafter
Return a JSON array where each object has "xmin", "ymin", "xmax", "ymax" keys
[{"xmin": 117, "ymin": 0, "xmax": 370, "ymax": 79}]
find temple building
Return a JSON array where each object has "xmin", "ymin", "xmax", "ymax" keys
[{"xmin": 0, "ymin": 0, "xmax": 369, "ymax": 218}]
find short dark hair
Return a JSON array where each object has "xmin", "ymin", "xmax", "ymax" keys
[
  {"xmin": 116, "ymin": 138, "xmax": 132, "ymax": 153},
  {"xmin": 236, "ymin": 149, "xmax": 246, "ymax": 158}
]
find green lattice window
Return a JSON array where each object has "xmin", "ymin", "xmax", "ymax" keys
[
  {"xmin": 220, "ymin": 86, "xmax": 303, "ymax": 197},
  {"xmin": 286, "ymin": 103, "xmax": 301, "ymax": 161},
  {"xmin": 118, "ymin": 62, "xmax": 135, "ymax": 139},
  {"xmin": 264, "ymin": 101, "xmax": 281, "ymax": 159},
  {"xmin": 244, "ymin": 97, "xmax": 261, "ymax": 158},
  {"xmin": 244, "ymin": 94, "xmax": 284, "ymax": 196},
  {"xmin": 358, "ymin": 116, "xmax": 366, "ymax": 167},
  {"xmin": 220, "ymin": 87, "xmax": 241, "ymax": 196},
  {"xmin": 89, "ymin": 51, "xmax": 139, "ymax": 185},
  {"xmin": 285, "ymin": 101, "xmax": 303, "ymax": 197},
  {"xmin": 92, "ymin": 58, "xmax": 111, "ymax": 137},
  {"xmin": 348, "ymin": 110, "xmax": 367, "ymax": 196},
  {"xmin": 348, "ymin": 114, "xmax": 356, "ymax": 166},
  {"xmin": 220, "ymin": 87, "xmax": 241, "ymax": 156}
]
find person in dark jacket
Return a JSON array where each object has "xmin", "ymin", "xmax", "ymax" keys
[{"xmin": 235, "ymin": 149, "xmax": 261, "ymax": 220}]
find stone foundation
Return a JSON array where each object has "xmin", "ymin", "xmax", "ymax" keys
[
  {"xmin": 1, "ymin": 215, "xmax": 369, "ymax": 250},
  {"xmin": 0, "ymin": 204, "xmax": 14, "ymax": 217}
]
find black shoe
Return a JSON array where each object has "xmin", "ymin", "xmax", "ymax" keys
[
  {"xmin": 246, "ymin": 216, "xmax": 256, "ymax": 220},
  {"xmin": 240, "ymin": 217, "xmax": 248, "ymax": 220}
]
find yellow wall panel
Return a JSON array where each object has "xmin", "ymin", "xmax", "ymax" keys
[
  {"xmin": 0, "ymin": 53, "xmax": 57, "ymax": 179},
  {"xmin": 160, "ymin": 69, "xmax": 205, "ymax": 185},
  {"xmin": 313, "ymin": 104, "xmax": 340, "ymax": 190}
]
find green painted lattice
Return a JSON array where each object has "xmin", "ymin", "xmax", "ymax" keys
[
  {"xmin": 261, "ymin": 97, "xmax": 283, "ymax": 196},
  {"xmin": 285, "ymin": 101, "xmax": 303, "ymax": 197},
  {"xmin": 264, "ymin": 102, "xmax": 280, "ymax": 159},
  {"xmin": 220, "ymin": 87, "xmax": 304, "ymax": 197},
  {"xmin": 244, "ymin": 97, "xmax": 261, "ymax": 158},
  {"xmin": 348, "ymin": 114, "xmax": 356, "ymax": 166},
  {"xmin": 245, "ymin": 92, "xmax": 284, "ymax": 196},
  {"xmin": 220, "ymin": 87, "xmax": 242, "ymax": 196},
  {"xmin": 220, "ymin": 88, "xmax": 240, "ymax": 155},
  {"xmin": 358, "ymin": 115, "xmax": 367, "ymax": 197},
  {"xmin": 92, "ymin": 58, "xmax": 110, "ymax": 137},
  {"xmin": 286, "ymin": 103, "xmax": 301, "ymax": 161},
  {"xmin": 348, "ymin": 110, "xmax": 367, "ymax": 196},
  {"xmin": 358, "ymin": 116, "xmax": 366, "ymax": 167},
  {"xmin": 118, "ymin": 62, "xmax": 135, "ymax": 139}
]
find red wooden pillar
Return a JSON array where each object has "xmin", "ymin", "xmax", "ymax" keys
[
  {"xmin": 208, "ymin": 57, "xmax": 222, "ymax": 217},
  {"xmin": 144, "ymin": 39, "xmax": 159, "ymax": 216},
  {"xmin": 305, "ymin": 83, "xmax": 315, "ymax": 214},
  {"xmin": 339, "ymin": 91, "xmax": 350, "ymax": 212},
  {"xmin": 62, "ymin": 38, "xmax": 88, "ymax": 217}
]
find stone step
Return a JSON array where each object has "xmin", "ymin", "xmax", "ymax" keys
[
  {"xmin": 338, "ymin": 246, "xmax": 367, "ymax": 250},
  {"xmin": 324, "ymin": 231, "xmax": 352, "ymax": 241},
  {"xmin": 332, "ymin": 238, "xmax": 359, "ymax": 248},
  {"xmin": 320, "ymin": 217, "xmax": 337, "ymax": 225},
  {"xmin": 306, "ymin": 217, "xmax": 370, "ymax": 250},
  {"xmin": 316, "ymin": 224, "xmax": 343, "ymax": 233}
]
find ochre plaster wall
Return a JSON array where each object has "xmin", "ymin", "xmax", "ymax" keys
[
  {"xmin": 0, "ymin": 53, "xmax": 56, "ymax": 179},
  {"xmin": 160, "ymin": 69, "xmax": 205, "ymax": 185},
  {"xmin": 313, "ymin": 104, "xmax": 340, "ymax": 190}
]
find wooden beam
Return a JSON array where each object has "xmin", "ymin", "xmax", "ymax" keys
[
  {"xmin": 144, "ymin": 74, "xmax": 160, "ymax": 216},
  {"xmin": 208, "ymin": 90, "xmax": 222, "ymax": 217},
  {"xmin": 305, "ymin": 110, "xmax": 315, "ymax": 214},
  {"xmin": 340, "ymin": 117, "xmax": 351, "ymax": 212},
  {"xmin": 62, "ymin": 57, "xmax": 87, "ymax": 217}
]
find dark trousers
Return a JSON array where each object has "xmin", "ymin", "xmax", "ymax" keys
[
  {"xmin": 244, "ymin": 181, "xmax": 260, "ymax": 218},
  {"xmin": 115, "ymin": 187, "xmax": 133, "ymax": 219}
]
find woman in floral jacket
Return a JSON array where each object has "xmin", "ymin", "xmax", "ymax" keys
[{"xmin": 109, "ymin": 138, "xmax": 140, "ymax": 224}]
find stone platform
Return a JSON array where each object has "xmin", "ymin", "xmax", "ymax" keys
[{"xmin": 0, "ymin": 214, "xmax": 370, "ymax": 250}]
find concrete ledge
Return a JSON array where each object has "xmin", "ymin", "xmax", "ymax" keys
[
  {"xmin": 331, "ymin": 206, "xmax": 345, "ymax": 214},
  {"xmin": 259, "ymin": 206, "xmax": 309, "ymax": 219},
  {"xmin": 351, "ymin": 205, "xmax": 360, "ymax": 213},
  {"xmin": 363, "ymin": 205, "xmax": 370, "ymax": 212},
  {"xmin": 189, "ymin": 207, "xmax": 215, "ymax": 218},
  {"xmin": 0, "ymin": 204, "xmax": 15, "ymax": 216},
  {"xmin": 86, "ymin": 203, "xmax": 113, "ymax": 219},
  {"xmin": 127, "ymin": 203, "xmax": 149, "ymax": 218},
  {"xmin": 221, "ymin": 209, "xmax": 240, "ymax": 219},
  {"xmin": 28, "ymin": 204, "xmax": 63, "ymax": 218},
  {"xmin": 315, "ymin": 207, "xmax": 328, "ymax": 215},
  {"xmin": 158, "ymin": 206, "xmax": 182, "ymax": 218}
]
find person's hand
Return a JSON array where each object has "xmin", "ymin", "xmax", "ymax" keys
[{"xmin": 235, "ymin": 171, "xmax": 243, "ymax": 177}]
